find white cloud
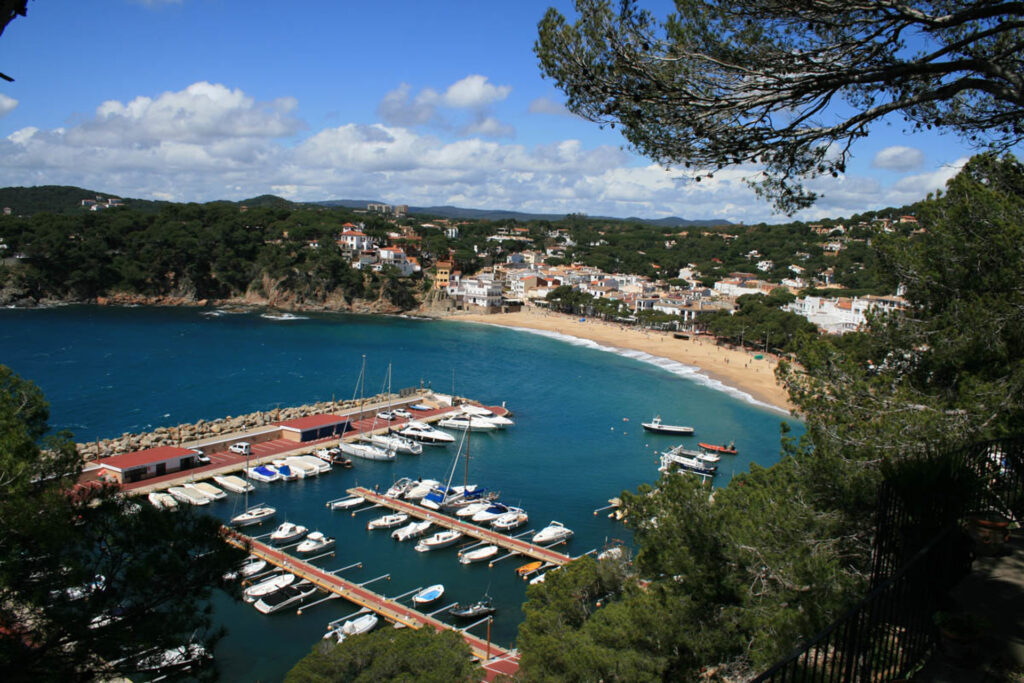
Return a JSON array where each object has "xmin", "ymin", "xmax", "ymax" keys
[
  {"xmin": 872, "ymin": 146, "xmax": 925, "ymax": 172},
  {"xmin": 461, "ymin": 116, "xmax": 515, "ymax": 139},
  {"xmin": 376, "ymin": 83, "xmax": 440, "ymax": 127},
  {"xmin": 0, "ymin": 94, "xmax": 18, "ymax": 118},
  {"xmin": 528, "ymin": 97, "xmax": 570, "ymax": 116},
  {"xmin": 441, "ymin": 75, "xmax": 511, "ymax": 108}
]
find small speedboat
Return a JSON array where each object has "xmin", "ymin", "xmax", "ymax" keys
[
  {"xmin": 516, "ymin": 560, "xmax": 543, "ymax": 578},
  {"xmin": 385, "ymin": 477, "xmax": 414, "ymax": 498},
  {"xmin": 491, "ymin": 509, "xmax": 529, "ymax": 531},
  {"xmin": 438, "ymin": 414, "xmax": 498, "ymax": 432},
  {"xmin": 459, "ymin": 404, "xmax": 515, "ymax": 428},
  {"xmin": 247, "ymin": 465, "xmax": 280, "ymax": 483},
  {"xmin": 455, "ymin": 501, "xmax": 492, "ymax": 518},
  {"xmin": 367, "ymin": 513, "xmax": 409, "ymax": 530},
  {"xmin": 296, "ymin": 531, "xmax": 335, "ymax": 554},
  {"xmin": 641, "ymin": 415, "xmax": 694, "ymax": 436},
  {"xmin": 314, "ymin": 447, "xmax": 353, "ymax": 468},
  {"xmin": 186, "ymin": 482, "xmax": 226, "ymax": 500},
  {"xmin": 230, "ymin": 504, "xmax": 276, "ymax": 527},
  {"xmin": 330, "ymin": 495, "xmax": 365, "ymax": 510},
  {"xmin": 392, "ymin": 520, "xmax": 431, "ymax": 542},
  {"xmin": 243, "ymin": 572, "xmax": 296, "ymax": 603},
  {"xmin": 339, "ymin": 440, "xmax": 396, "ymax": 462},
  {"xmin": 699, "ymin": 441, "xmax": 738, "ymax": 455},
  {"xmin": 270, "ymin": 521, "xmax": 308, "ymax": 544},
  {"xmin": 449, "ymin": 596, "xmax": 495, "ymax": 619},
  {"xmin": 472, "ymin": 502, "xmax": 511, "ymax": 523},
  {"xmin": 328, "ymin": 613, "xmax": 379, "ymax": 643},
  {"xmin": 411, "ymin": 584, "xmax": 444, "ymax": 604},
  {"xmin": 254, "ymin": 581, "xmax": 318, "ymax": 614},
  {"xmin": 458, "ymin": 544, "xmax": 499, "ymax": 564},
  {"xmin": 213, "ymin": 474, "xmax": 253, "ymax": 494},
  {"xmin": 532, "ymin": 521, "xmax": 574, "ymax": 545},
  {"xmin": 398, "ymin": 421, "xmax": 455, "ymax": 445},
  {"xmin": 148, "ymin": 491, "xmax": 178, "ymax": 510},
  {"xmin": 237, "ymin": 556, "xmax": 267, "ymax": 579},
  {"xmin": 367, "ymin": 432, "xmax": 423, "ymax": 455},
  {"xmin": 414, "ymin": 529, "xmax": 463, "ymax": 552},
  {"xmin": 274, "ymin": 464, "xmax": 299, "ymax": 481},
  {"xmin": 167, "ymin": 486, "xmax": 210, "ymax": 506},
  {"xmin": 403, "ymin": 479, "xmax": 441, "ymax": 501}
]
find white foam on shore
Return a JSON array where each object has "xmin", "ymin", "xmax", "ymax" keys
[{"xmin": 466, "ymin": 321, "xmax": 788, "ymax": 415}]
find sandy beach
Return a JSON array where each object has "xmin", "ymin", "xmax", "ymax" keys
[{"xmin": 440, "ymin": 307, "xmax": 796, "ymax": 414}]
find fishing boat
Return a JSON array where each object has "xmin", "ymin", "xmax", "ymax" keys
[
  {"xmin": 532, "ymin": 521, "xmax": 574, "ymax": 545},
  {"xmin": 328, "ymin": 613, "xmax": 379, "ymax": 643},
  {"xmin": 330, "ymin": 495, "xmax": 365, "ymax": 510},
  {"xmin": 414, "ymin": 529, "xmax": 463, "ymax": 552},
  {"xmin": 516, "ymin": 560, "xmax": 543, "ymax": 578},
  {"xmin": 147, "ymin": 491, "xmax": 178, "ymax": 510},
  {"xmin": 449, "ymin": 596, "xmax": 495, "ymax": 619},
  {"xmin": 254, "ymin": 581, "xmax": 318, "ymax": 615},
  {"xmin": 212, "ymin": 474, "xmax": 253, "ymax": 494},
  {"xmin": 167, "ymin": 486, "xmax": 210, "ymax": 506},
  {"xmin": 186, "ymin": 481, "xmax": 226, "ymax": 501},
  {"xmin": 391, "ymin": 520, "xmax": 431, "ymax": 542},
  {"xmin": 246, "ymin": 464, "xmax": 280, "ymax": 483},
  {"xmin": 404, "ymin": 478, "xmax": 441, "ymax": 500},
  {"xmin": 411, "ymin": 584, "xmax": 445, "ymax": 604},
  {"xmin": 339, "ymin": 440, "xmax": 396, "ymax": 462},
  {"xmin": 398, "ymin": 420, "xmax": 456, "ymax": 445},
  {"xmin": 367, "ymin": 513, "xmax": 409, "ymax": 530},
  {"xmin": 296, "ymin": 531, "xmax": 335, "ymax": 554},
  {"xmin": 438, "ymin": 413, "xmax": 498, "ymax": 432},
  {"xmin": 491, "ymin": 509, "xmax": 529, "ymax": 531},
  {"xmin": 231, "ymin": 453, "xmax": 277, "ymax": 527},
  {"xmin": 269, "ymin": 521, "xmax": 308, "ymax": 544},
  {"xmin": 243, "ymin": 572, "xmax": 297, "ymax": 603},
  {"xmin": 641, "ymin": 415, "xmax": 695, "ymax": 436},
  {"xmin": 459, "ymin": 404, "xmax": 515, "ymax": 428},
  {"xmin": 458, "ymin": 544, "xmax": 500, "ymax": 564},
  {"xmin": 699, "ymin": 441, "xmax": 738, "ymax": 455}
]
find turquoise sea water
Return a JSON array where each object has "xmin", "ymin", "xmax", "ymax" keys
[{"xmin": 0, "ymin": 306, "xmax": 800, "ymax": 681}]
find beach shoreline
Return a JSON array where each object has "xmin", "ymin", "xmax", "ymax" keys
[{"xmin": 436, "ymin": 307, "xmax": 796, "ymax": 415}]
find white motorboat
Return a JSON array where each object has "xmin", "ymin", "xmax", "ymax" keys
[
  {"xmin": 367, "ymin": 513, "xmax": 409, "ymax": 530},
  {"xmin": 391, "ymin": 520, "xmax": 431, "ymax": 542},
  {"xmin": 403, "ymin": 478, "xmax": 441, "ymax": 500},
  {"xmin": 414, "ymin": 529, "xmax": 463, "ymax": 552},
  {"xmin": 641, "ymin": 415, "xmax": 695, "ymax": 436},
  {"xmin": 213, "ymin": 474, "xmax": 253, "ymax": 494},
  {"xmin": 455, "ymin": 501, "xmax": 492, "ymax": 518},
  {"xmin": 274, "ymin": 463, "xmax": 299, "ymax": 481},
  {"xmin": 438, "ymin": 413, "xmax": 498, "ymax": 432},
  {"xmin": 532, "ymin": 521, "xmax": 574, "ymax": 545},
  {"xmin": 243, "ymin": 572, "xmax": 297, "ymax": 603},
  {"xmin": 384, "ymin": 477, "xmax": 414, "ymax": 498},
  {"xmin": 458, "ymin": 544, "xmax": 500, "ymax": 564},
  {"xmin": 230, "ymin": 504, "xmax": 277, "ymax": 528},
  {"xmin": 472, "ymin": 502, "xmax": 512, "ymax": 523},
  {"xmin": 167, "ymin": 486, "xmax": 210, "ymax": 506},
  {"xmin": 314, "ymin": 447, "xmax": 353, "ymax": 468},
  {"xmin": 398, "ymin": 421, "xmax": 455, "ymax": 445},
  {"xmin": 411, "ymin": 584, "xmax": 445, "ymax": 604},
  {"xmin": 297, "ymin": 454, "xmax": 332, "ymax": 474},
  {"xmin": 186, "ymin": 482, "xmax": 226, "ymax": 501},
  {"xmin": 491, "ymin": 509, "xmax": 529, "ymax": 531},
  {"xmin": 270, "ymin": 521, "xmax": 308, "ymax": 544},
  {"xmin": 339, "ymin": 440, "xmax": 396, "ymax": 462},
  {"xmin": 236, "ymin": 556, "xmax": 267, "ymax": 579},
  {"xmin": 366, "ymin": 432, "xmax": 423, "ymax": 455},
  {"xmin": 658, "ymin": 449, "xmax": 718, "ymax": 477},
  {"xmin": 246, "ymin": 464, "xmax": 280, "ymax": 483},
  {"xmin": 460, "ymin": 404, "xmax": 515, "ymax": 428},
  {"xmin": 296, "ymin": 531, "xmax": 335, "ymax": 554},
  {"xmin": 147, "ymin": 491, "xmax": 178, "ymax": 510},
  {"xmin": 328, "ymin": 613, "xmax": 379, "ymax": 643},
  {"xmin": 254, "ymin": 581, "xmax": 318, "ymax": 614},
  {"xmin": 330, "ymin": 495, "xmax": 365, "ymax": 510},
  {"xmin": 283, "ymin": 456, "xmax": 321, "ymax": 478}
]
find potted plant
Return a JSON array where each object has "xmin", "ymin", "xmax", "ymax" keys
[
  {"xmin": 965, "ymin": 511, "xmax": 1011, "ymax": 556},
  {"xmin": 934, "ymin": 611, "xmax": 990, "ymax": 664}
]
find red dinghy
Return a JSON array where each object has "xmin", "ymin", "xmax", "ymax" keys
[{"xmin": 698, "ymin": 441, "xmax": 738, "ymax": 455}]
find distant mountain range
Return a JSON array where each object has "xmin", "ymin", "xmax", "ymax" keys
[{"xmin": 0, "ymin": 185, "xmax": 731, "ymax": 227}]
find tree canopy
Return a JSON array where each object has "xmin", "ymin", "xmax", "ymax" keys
[{"xmin": 536, "ymin": 0, "xmax": 1024, "ymax": 212}]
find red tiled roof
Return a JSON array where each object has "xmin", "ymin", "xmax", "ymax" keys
[
  {"xmin": 275, "ymin": 414, "xmax": 348, "ymax": 431},
  {"xmin": 94, "ymin": 446, "xmax": 199, "ymax": 472}
]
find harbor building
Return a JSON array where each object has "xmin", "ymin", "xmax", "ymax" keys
[{"xmin": 88, "ymin": 446, "xmax": 204, "ymax": 484}]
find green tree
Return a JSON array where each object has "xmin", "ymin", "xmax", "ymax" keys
[
  {"xmin": 0, "ymin": 366, "xmax": 243, "ymax": 681},
  {"xmin": 286, "ymin": 627, "xmax": 480, "ymax": 683},
  {"xmin": 536, "ymin": 0, "xmax": 1024, "ymax": 211}
]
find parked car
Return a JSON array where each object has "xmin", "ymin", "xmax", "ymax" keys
[
  {"xmin": 229, "ymin": 442, "xmax": 251, "ymax": 455},
  {"xmin": 393, "ymin": 408, "xmax": 412, "ymax": 419},
  {"xmin": 195, "ymin": 450, "xmax": 211, "ymax": 465},
  {"xmin": 376, "ymin": 411, "xmax": 396, "ymax": 421}
]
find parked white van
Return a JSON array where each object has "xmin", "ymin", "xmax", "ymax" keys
[{"xmin": 229, "ymin": 442, "xmax": 251, "ymax": 455}]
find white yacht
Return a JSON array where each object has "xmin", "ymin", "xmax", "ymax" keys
[
  {"xmin": 243, "ymin": 572, "xmax": 297, "ymax": 603},
  {"xmin": 167, "ymin": 486, "xmax": 210, "ymax": 506},
  {"xmin": 460, "ymin": 404, "xmax": 515, "ymax": 428},
  {"xmin": 339, "ymin": 440, "xmax": 396, "ymax": 462},
  {"xmin": 397, "ymin": 421, "xmax": 456, "ymax": 445},
  {"xmin": 367, "ymin": 513, "xmax": 409, "ymax": 530},
  {"xmin": 212, "ymin": 474, "xmax": 253, "ymax": 494},
  {"xmin": 327, "ymin": 613, "xmax": 379, "ymax": 643},
  {"xmin": 455, "ymin": 501, "xmax": 492, "ymax": 518},
  {"xmin": 246, "ymin": 464, "xmax": 280, "ymax": 483},
  {"xmin": 229, "ymin": 504, "xmax": 276, "ymax": 527},
  {"xmin": 185, "ymin": 482, "xmax": 226, "ymax": 501},
  {"xmin": 491, "ymin": 509, "xmax": 529, "ymax": 531},
  {"xmin": 532, "ymin": 521, "xmax": 574, "ymax": 545},
  {"xmin": 458, "ymin": 544, "xmax": 499, "ymax": 564},
  {"xmin": 296, "ymin": 454, "xmax": 332, "ymax": 474},
  {"xmin": 391, "ymin": 520, "xmax": 431, "ymax": 542},
  {"xmin": 414, "ymin": 529, "xmax": 463, "ymax": 552},
  {"xmin": 365, "ymin": 432, "xmax": 423, "ymax": 455},
  {"xmin": 254, "ymin": 581, "xmax": 318, "ymax": 615},
  {"xmin": 296, "ymin": 531, "xmax": 335, "ymax": 554},
  {"xmin": 403, "ymin": 479, "xmax": 441, "ymax": 501},
  {"xmin": 330, "ymin": 495, "xmax": 365, "ymax": 510},
  {"xmin": 283, "ymin": 456, "xmax": 320, "ymax": 478},
  {"xmin": 269, "ymin": 521, "xmax": 308, "ymax": 544},
  {"xmin": 437, "ymin": 413, "xmax": 498, "ymax": 432}
]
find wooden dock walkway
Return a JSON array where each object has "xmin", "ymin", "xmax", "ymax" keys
[
  {"xmin": 347, "ymin": 487, "xmax": 573, "ymax": 567},
  {"xmin": 223, "ymin": 529, "xmax": 520, "ymax": 678}
]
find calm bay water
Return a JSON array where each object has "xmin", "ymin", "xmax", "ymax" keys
[{"xmin": 0, "ymin": 306, "xmax": 799, "ymax": 681}]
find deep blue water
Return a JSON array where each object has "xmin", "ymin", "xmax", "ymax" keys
[{"xmin": 0, "ymin": 306, "xmax": 800, "ymax": 681}]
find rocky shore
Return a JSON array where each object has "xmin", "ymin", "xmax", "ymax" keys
[{"xmin": 76, "ymin": 392, "xmax": 400, "ymax": 461}]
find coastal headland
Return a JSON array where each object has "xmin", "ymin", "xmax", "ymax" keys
[{"xmin": 438, "ymin": 307, "xmax": 795, "ymax": 415}]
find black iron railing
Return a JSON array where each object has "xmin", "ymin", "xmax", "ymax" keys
[{"xmin": 752, "ymin": 438, "xmax": 1022, "ymax": 683}]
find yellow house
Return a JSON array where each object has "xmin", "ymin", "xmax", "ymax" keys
[{"xmin": 434, "ymin": 260, "xmax": 452, "ymax": 290}]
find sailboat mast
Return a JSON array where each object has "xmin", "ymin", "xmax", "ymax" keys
[{"xmin": 464, "ymin": 421, "xmax": 471, "ymax": 488}]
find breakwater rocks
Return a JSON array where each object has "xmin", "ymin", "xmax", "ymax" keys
[{"xmin": 76, "ymin": 393, "xmax": 401, "ymax": 461}]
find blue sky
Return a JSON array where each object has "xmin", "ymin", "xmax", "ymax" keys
[{"xmin": 0, "ymin": 0, "xmax": 980, "ymax": 223}]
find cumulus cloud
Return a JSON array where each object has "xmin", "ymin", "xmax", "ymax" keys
[
  {"xmin": 461, "ymin": 116, "xmax": 515, "ymax": 139},
  {"xmin": 441, "ymin": 75, "xmax": 510, "ymax": 108},
  {"xmin": 0, "ymin": 94, "xmax": 18, "ymax": 118},
  {"xmin": 872, "ymin": 145, "xmax": 925, "ymax": 172},
  {"xmin": 376, "ymin": 83, "xmax": 440, "ymax": 127},
  {"xmin": 377, "ymin": 75, "xmax": 513, "ymax": 138},
  {"xmin": 528, "ymin": 97, "xmax": 570, "ymax": 116}
]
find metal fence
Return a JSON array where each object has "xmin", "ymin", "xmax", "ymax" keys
[{"xmin": 753, "ymin": 437, "xmax": 1023, "ymax": 683}]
